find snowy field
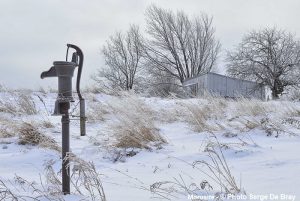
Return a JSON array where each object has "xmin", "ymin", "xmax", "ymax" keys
[{"xmin": 0, "ymin": 91, "xmax": 299, "ymax": 201}]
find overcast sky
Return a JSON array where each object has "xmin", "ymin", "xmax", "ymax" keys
[{"xmin": 0, "ymin": 0, "xmax": 299, "ymax": 89}]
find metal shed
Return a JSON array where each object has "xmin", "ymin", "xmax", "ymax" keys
[{"xmin": 183, "ymin": 72, "xmax": 271, "ymax": 100}]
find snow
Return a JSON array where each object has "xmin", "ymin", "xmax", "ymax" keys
[{"xmin": 0, "ymin": 92, "xmax": 300, "ymax": 201}]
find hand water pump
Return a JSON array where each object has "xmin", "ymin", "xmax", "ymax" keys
[{"xmin": 40, "ymin": 44, "xmax": 86, "ymax": 194}]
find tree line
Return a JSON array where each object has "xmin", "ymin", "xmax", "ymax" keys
[{"xmin": 94, "ymin": 5, "xmax": 300, "ymax": 99}]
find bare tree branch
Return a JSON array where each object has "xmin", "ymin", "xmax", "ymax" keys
[
  {"xmin": 226, "ymin": 27, "xmax": 300, "ymax": 98},
  {"xmin": 144, "ymin": 5, "xmax": 220, "ymax": 84},
  {"xmin": 98, "ymin": 25, "xmax": 144, "ymax": 90}
]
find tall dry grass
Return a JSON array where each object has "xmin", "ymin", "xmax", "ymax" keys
[
  {"xmin": 165, "ymin": 96, "xmax": 300, "ymax": 137},
  {"xmin": 0, "ymin": 91, "xmax": 37, "ymax": 115},
  {"xmin": 87, "ymin": 102, "xmax": 110, "ymax": 123},
  {"xmin": 0, "ymin": 156, "xmax": 106, "ymax": 201},
  {"xmin": 233, "ymin": 98, "xmax": 270, "ymax": 117},
  {"xmin": 193, "ymin": 134, "xmax": 241, "ymax": 194},
  {"xmin": 108, "ymin": 94, "xmax": 166, "ymax": 150},
  {"xmin": 150, "ymin": 134, "xmax": 242, "ymax": 200},
  {"xmin": 18, "ymin": 122, "xmax": 60, "ymax": 151},
  {"xmin": 0, "ymin": 117, "xmax": 15, "ymax": 138},
  {"xmin": 180, "ymin": 97, "xmax": 227, "ymax": 132}
]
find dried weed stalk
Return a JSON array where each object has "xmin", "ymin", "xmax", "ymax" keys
[
  {"xmin": 193, "ymin": 135, "xmax": 241, "ymax": 194},
  {"xmin": 67, "ymin": 154, "xmax": 106, "ymax": 201}
]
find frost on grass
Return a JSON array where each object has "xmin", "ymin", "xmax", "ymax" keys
[
  {"xmin": 180, "ymin": 97, "xmax": 227, "ymax": 132},
  {"xmin": 174, "ymin": 96, "xmax": 300, "ymax": 137},
  {"xmin": 0, "ymin": 156, "xmax": 106, "ymax": 201},
  {"xmin": 234, "ymin": 98, "xmax": 270, "ymax": 117},
  {"xmin": 43, "ymin": 155, "xmax": 107, "ymax": 201},
  {"xmin": 150, "ymin": 135, "xmax": 243, "ymax": 200},
  {"xmin": 0, "ymin": 91, "xmax": 37, "ymax": 115},
  {"xmin": 114, "ymin": 97, "xmax": 165, "ymax": 150},
  {"xmin": 87, "ymin": 102, "xmax": 110, "ymax": 122},
  {"xmin": 67, "ymin": 154, "xmax": 106, "ymax": 201},
  {"xmin": 0, "ymin": 118, "xmax": 15, "ymax": 138},
  {"xmin": 193, "ymin": 135, "xmax": 242, "ymax": 194},
  {"xmin": 106, "ymin": 94, "xmax": 166, "ymax": 151}
]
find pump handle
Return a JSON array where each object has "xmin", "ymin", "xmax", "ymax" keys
[{"xmin": 66, "ymin": 44, "xmax": 84, "ymax": 100}]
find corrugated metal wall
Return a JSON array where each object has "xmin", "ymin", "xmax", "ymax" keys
[{"xmin": 183, "ymin": 73, "xmax": 266, "ymax": 100}]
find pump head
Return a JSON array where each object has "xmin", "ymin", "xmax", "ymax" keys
[{"xmin": 40, "ymin": 44, "xmax": 84, "ymax": 115}]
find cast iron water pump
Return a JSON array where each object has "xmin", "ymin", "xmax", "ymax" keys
[{"xmin": 40, "ymin": 44, "xmax": 86, "ymax": 194}]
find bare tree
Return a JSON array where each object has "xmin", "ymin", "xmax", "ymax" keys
[
  {"xmin": 97, "ymin": 25, "xmax": 144, "ymax": 90},
  {"xmin": 144, "ymin": 5, "xmax": 221, "ymax": 84},
  {"xmin": 226, "ymin": 27, "xmax": 300, "ymax": 99}
]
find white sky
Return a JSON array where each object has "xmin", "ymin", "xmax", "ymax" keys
[{"xmin": 0, "ymin": 0, "xmax": 299, "ymax": 89}]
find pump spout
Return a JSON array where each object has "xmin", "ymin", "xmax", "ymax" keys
[{"xmin": 41, "ymin": 66, "xmax": 57, "ymax": 79}]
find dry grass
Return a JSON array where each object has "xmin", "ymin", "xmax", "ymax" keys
[
  {"xmin": 44, "ymin": 155, "xmax": 106, "ymax": 201},
  {"xmin": 18, "ymin": 122, "xmax": 60, "ymax": 151},
  {"xmin": 280, "ymin": 101, "xmax": 300, "ymax": 117},
  {"xmin": 232, "ymin": 115, "xmax": 298, "ymax": 137},
  {"xmin": 0, "ymin": 155, "xmax": 106, "ymax": 201},
  {"xmin": 234, "ymin": 98, "xmax": 269, "ymax": 117},
  {"xmin": 0, "ymin": 176, "xmax": 48, "ymax": 201},
  {"xmin": 155, "ymin": 107, "xmax": 182, "ymax": 123},
  {"xmin": 282, "ymin": 117, "xmax": 300, "ymax": 129},
  {"xmin": 0, "ymin": 125, "xmax": 15, "ymax": 138},
  {"xmin": 87, "ymin": 102, "xmax": 110, "ymax": 123},
  {"xmin": 40, "ymin": 120, "xmax": 55, "ymax": 129},
  {"xmin": 193, "ymin": 135, "xmax": 241, "ymax": 194},
  {"xmin": 16, "ymin": 93, "xmax": 38, "ymax": 115},
  {"xmin": 172, "ymin": 96, "xmax": 300, "ymax": 137},
  {"xmin": 150, "ymin": 175, "xmax": 214, "ymax": 200},
  {"xmin": 181, "ymin": 98, "xmax": 227, "ymax": 132},
  {"xmin": 0, "ymin": 91, "xmax": 38, "ymax": 115},
  {"xmin": 150, "ymin": 135, "xmax": 242, "ymax": 200},
  {"xmin": 85, "ymin": 93, "xmax": 99, "ymax": 102},
  {"xmin": 185, "ymin": 104, "xmax": 217, "ymax": 132},
  {"xmin": 68, "ymin": 154, "xmax": 106, "ymax": 201},
  {"xmin": 0, "ymin": 117, "xmax": 16, "ymax": 138},
  {"xmin": 240, "ymin": 118, "xmax": 261, "ymax": 131},
  {"xmin": 114, "ymin": 122, "xmax": 165, "ymax": 150},
  {"xmin": 86, "ymin": 79, "xmax": 126, "ymax": 96},
  {"xmin": 108, "ymin": 94, "xmax": 166, "ymax": 150}
]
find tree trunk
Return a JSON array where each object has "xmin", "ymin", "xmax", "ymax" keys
[
  {"xmin": 271, "ymin": 79, "xmax": 283, "ymax": 99},
  {"xmin": 271, "ymin": 89, "xmax": 279, "ymax": 99}
]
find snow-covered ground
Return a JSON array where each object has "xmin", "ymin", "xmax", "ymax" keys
[{"xmin": 0, "ymin": 91, "xmax": 300, "ymax": 201}]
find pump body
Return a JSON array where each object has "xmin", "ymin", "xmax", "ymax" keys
[
  {"xmin": 40, "ymin": 44, "xmax": 86, "ymax": 135},
  {"xmin": 41, "ymin": 61, "xmax": 77, "ymax": 115},
  {"xmin": 40, "ymin": 44, "xmax": 86, "ymax": 195}
]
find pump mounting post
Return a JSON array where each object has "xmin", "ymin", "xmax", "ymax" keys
[{"xmin": 60, "ymin": 102, "xmax": 70, "ymax": 194}]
